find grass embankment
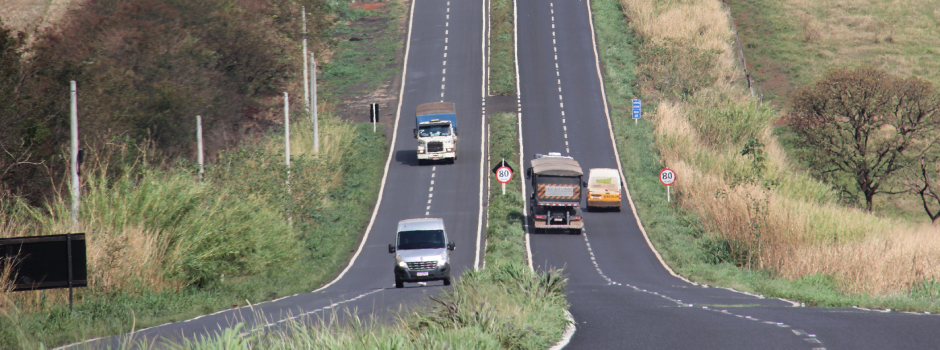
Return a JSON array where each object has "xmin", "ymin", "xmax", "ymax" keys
[
  {"xmin": 0, "ymin": 2, "xmax": 397, "ymax": 348},
  {"xmin": 589, "ymin": 0, "xmax": 940, "ymax": 310},
  {"xmin": 728, "ymin": 0, "xmax": 940, "ymax": 107},
  {"xmin": 488, "ymin": 0, "xmax": 515, "ymax": 95}
]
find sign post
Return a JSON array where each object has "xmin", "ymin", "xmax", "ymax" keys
[
  {"xmin": 659, "ymin": 168, "xmax": 676, "ymax": 202},
  {"xmin": 492, "ymin": 158, "xmax": 514, "ymax": 195},
  {"xmin": 632, "ymin": 99, "xmax": 642, "ymax": 125},
  {"xmin": 370, "ymin": 103, "xmax": 379, "ymax": 133}
]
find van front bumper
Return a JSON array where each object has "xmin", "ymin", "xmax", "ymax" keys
[{"xmin": 395, "ymin": 263, "xmax": 451, "ymax": 282}]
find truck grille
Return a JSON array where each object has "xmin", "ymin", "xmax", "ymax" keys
[
  {"xmin": 407, "ymin": 261, "xmax": 437, "ymax": 271},
  {"xmin": 427, "ymin": 141, "xmax": 444, "ymax": 152}
]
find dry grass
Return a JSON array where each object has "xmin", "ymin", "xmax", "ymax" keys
[
  {"xmin": 783, "ymin": 0, "xmax": 940, "ymax": 85},
  {"xmin": 623, "ymin": 0, "xmax": 940, "ymax": 295},
  {"xmin": 0, "ymin": 0, "xmax": 75, "ymax": 33}
]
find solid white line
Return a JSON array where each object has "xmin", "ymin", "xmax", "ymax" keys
[
  {"xmin": 475, "ymin": 0, "xmax": 487, "ymax": 271},
  {"xmin": 311, "ymin": 0, "xmax": 418, "ymax": 294}
]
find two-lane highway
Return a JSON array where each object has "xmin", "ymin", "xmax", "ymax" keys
[
  {"xmin": 63, "ymin": 0, "xmax": 489, "ymax": 347},
  {"xmin": 516, "ymin": 0, "xmax": 940, "ymax": 349}
]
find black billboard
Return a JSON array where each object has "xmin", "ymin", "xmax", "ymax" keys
[{"xmin": 0, "ymin": 233, "xmax": 87, "ymax": 291}]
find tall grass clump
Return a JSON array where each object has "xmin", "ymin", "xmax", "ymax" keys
[
  {"xmin": 489, "ymin": 0, "xmax": 516, "ymax": 95},
  {"xmin": 597, "ymin": 0, "xmax": 940, "ymax": 306}
]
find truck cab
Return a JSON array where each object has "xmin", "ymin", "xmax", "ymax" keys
[
  {"xmin": 388, "ymin": 218, "xmax": 455, "ymax": 288},
  {"xmin": 526, "ymin": 152, "xmax": 584, "ymax": 234},
  {"xmin": 414, "ymin": 102, "xmax": 457, "ymax": 164}
]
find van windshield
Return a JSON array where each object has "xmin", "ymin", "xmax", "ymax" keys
[
  {"xmin": 418, "ymin": 125, "xmax": 451, "ymax": 137},
  {"xmin": 397, "ymin": 229, "xmax": 445, "ymax": 250}
]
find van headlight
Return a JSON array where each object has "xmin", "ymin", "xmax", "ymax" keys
[
  {"xmin": 397, "ymin": 256, "xmax": 408, "ymax": 268},
  {"xmin": 437, "ymin": 256, "xmax": 447, "ymax": 267}
]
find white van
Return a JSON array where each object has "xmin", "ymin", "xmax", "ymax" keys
[{"xmin": 388, "ymin": 218, "xmax": 455, "ymax": 288}]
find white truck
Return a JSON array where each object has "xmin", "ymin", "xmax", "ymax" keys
[{"xmin": 414, "ymin": 102, "xmax": 457, "ymax": 164}]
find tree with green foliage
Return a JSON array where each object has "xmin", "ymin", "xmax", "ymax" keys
[{"xmin": 787, "ymin": 67, "xmax": 940, "ymax": 212}]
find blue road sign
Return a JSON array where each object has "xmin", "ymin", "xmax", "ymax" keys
[{"xmin": 632, "ymin": 99, "xmax": 641, "ymax": 120}]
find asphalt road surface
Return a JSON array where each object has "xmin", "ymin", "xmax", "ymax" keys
[
  {"xmin": 516, "ymin": 0, "xmax": 940, "ymax": 349},
  {"xmin": 61, "ymin": 0, "xmax": 488, "ymax": 347}
]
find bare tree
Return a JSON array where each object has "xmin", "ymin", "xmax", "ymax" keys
[
  {"xmin": 903, "ymin": 156, "xmax": 940, "ymax": 223},
  {"xmin": 787, "ymin": 67, "xmax": 940, "ymax": 211}
]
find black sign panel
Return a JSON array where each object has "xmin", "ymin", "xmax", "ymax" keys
[
  {"xmin": 491, "ymin": 159, "xmax": 514, "ymax": 175},
  {"xmin": 0, "ymin": 233, "xmax": 87, "ymax": 291},
  {"xmin": 370, "ymin": 103, "xmax": 380, "ymax": 123}
]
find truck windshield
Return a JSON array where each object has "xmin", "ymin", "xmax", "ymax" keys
[
  {"xmin": 397, "ymin": 229, "xmax": 445, "ymax": 250},
  {"xmin": 418, "ymin": 125, "xmax": 451, "ymax": 137}
]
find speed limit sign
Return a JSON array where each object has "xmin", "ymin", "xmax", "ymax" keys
[
  {"xmin": 496, "ymin": 166, "xmax": 513, "ymax": 184},
  {"xmin": 659, "ymin": 168, "xmax": 676, "ymax": 186},
  {"xmin": 660, "ymin": 168, "xmax": 676, "ymax": 202}
]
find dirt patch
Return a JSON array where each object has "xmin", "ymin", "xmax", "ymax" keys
[{"xmin": 350, "ymin": 2, "xmax": 389, "ymax": 11}]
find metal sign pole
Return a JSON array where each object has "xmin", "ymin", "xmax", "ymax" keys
[
  {"xmin": 667, "ymin": 185, "xmax": 671, "ymax": 202},
  {"xmin": 67, "ymin": 232, "xmax": 73, "ymax": 311},
  {"xmin": 197, "ymin": 115, "xmax": 204, "ymax": 179}
]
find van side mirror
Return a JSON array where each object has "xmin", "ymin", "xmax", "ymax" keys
[
  {"xmin": 447, "ymin": 241, "xmax": 455, "ymax": 251},
  {"xmin": 583, "ymin": 181, "xmax": 588, "ymax": 187},
  {"xmin": 388, "ymin": 244, "xmax": 396, "ymax": 253},
  {"xmin": 413, "ymin": 128, "xmax": 417, "ymax": 138}
]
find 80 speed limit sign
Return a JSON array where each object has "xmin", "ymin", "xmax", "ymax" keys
[
  {"xmin": 496, "ymin": 166, "xmax": 513, "ymax": 184},
  {"xmin": 659, "ymin": 168, "xmax": 676, "ymax": 186}
]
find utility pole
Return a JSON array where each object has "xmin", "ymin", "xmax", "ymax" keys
[
  {"xmin": 302, "ymin": 6, "xmax": 309, "ymax": 108},
  {"xmin": 310, "ymin": 51, "xmax": 319, "ymax": 153},
  {"xmin": 197, "ymin": 116, "xmax": 204, "ymax": 179},
  {"xmin": 70, "ymin": 81, "xmax": 79, "ymax": 226}
]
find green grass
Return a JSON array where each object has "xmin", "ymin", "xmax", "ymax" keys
[
  {"xmin": 489, "ymin": 0, "xmax": 516, "ymax": 96},
  {"xmin": 320, "ymin": 1, "xmax": 404, "ymax": 101},
  {"xmin": 591, "ymin": 0, "xmax": 940, "ymax": 312},
  {"xmin": 729, "ymin": 0, "xmax": 940, "ymax": 106}
]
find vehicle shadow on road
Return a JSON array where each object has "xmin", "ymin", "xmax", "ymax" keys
[{"xmin": 395, "ymin": 149, "xmax": 421, "ymax": 166}]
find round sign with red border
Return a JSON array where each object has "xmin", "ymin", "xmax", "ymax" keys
[
  {"xmin": 496, "ymin": 166, "xmax": 513, "ymax": 184},
  {"xmin": 659, "ymin": 168, "xmax": 676, "ymax": 186}
]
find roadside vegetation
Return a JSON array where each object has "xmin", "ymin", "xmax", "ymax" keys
[
  {"xmin": 488, "ymin": 0, "xmax": 516, "ymax": 95},
  {"xmin": 590, "ymin": 0, "xmax": 940, "ymax": 310},
  {"xmin": 0, "ymin": 0, "xmax": 394, "ymax": 348},
  {"xmin": 146, "ymin": 111, "xmax": 568, "ymax": 350}
]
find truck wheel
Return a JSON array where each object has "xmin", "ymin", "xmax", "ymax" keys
[
  {"xmin": 442, "ymin": 277, "xmax": 451, "ymax": 286},
  {"xmin": 395, "ymin": 277, "xmax": 404, "ymax": 288}
]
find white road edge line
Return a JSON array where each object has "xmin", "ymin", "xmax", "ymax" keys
[
  {"xmin": 474, "ymin": 0, "xmax": 488, "ymax": 271},
  {"xmin": 312, "ymin": 0, "xmax": 417, "ymax": 294}
]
